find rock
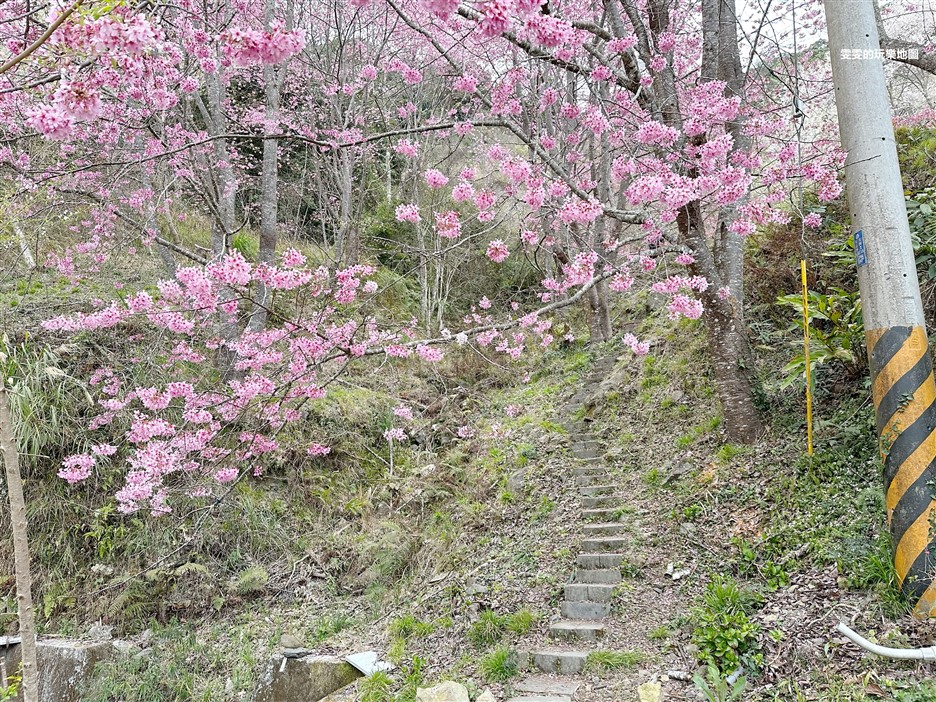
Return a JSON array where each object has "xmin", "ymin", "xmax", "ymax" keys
[
  {"xmin": 86, "ymin": 623, "xmax": 113, "ymax": 640},
  {"xmin": 415, "ymin": 681, "xmax": 471, "ymax": 702},
  {"xmin": 111, "ymin": 640, "xmax": 138, "ymax": 656},
  {"xmin": 637, "ymin": 681, "xmax": 663, "ymax": 702},
  {"xmin": 279, "ymin": 633, "xmax": 305, "ymax": 649},
  {"xmin": 254, "ymin": 655, "xmax": 363, "ymax": 702},
  {"xmin": 0, "ymin": 638, "xmax": 113, "ymax": 702},
  {"xmin": 476, "ymin": 690, "xmax": 496, "ymax": 702}
]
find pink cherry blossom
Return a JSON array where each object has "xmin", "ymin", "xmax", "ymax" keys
[{"xmin": 486, "ymin": 240, "xmax": 510, "ymax": 263}]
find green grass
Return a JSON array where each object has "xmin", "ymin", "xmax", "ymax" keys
[
  {"xmin": 467, "ymin": 610, "xmax": 505, "ymax": 648},
  {"xmin": 466, "ymin": 608, "xmax": 536, "ymax": 648},
  {"xmin": 504, "ymin": 609, "xmax": 535, "ymax": 635},
  {"xmin": 389, "ymin": 614, "xmax": 434, "ymax": 640},
  {"xmin": 479, "ymin": 647, "xmax": 519, "ymax": 682},
  {"xmin": 584, "ymin": 650, "xmax": 644, "ymax": 673}
]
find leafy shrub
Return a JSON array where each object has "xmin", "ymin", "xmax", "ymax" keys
[
  {"xmin": 776, "ymin": 288, "xmax": 865, "ymax": 389},
  {"xmin": 691, "ymin": 576, "xmax": 763, "ymax": 672}
]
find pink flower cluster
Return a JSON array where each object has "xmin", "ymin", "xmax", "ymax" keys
[
  {"xmin": 622, "ymin": 333, "xmax": 650, "ymax": 356},
  {"xmin": 425, "ymin": 169, "xmax": 449, "ymax": 189},
  {"xmin": 395, "ymin": 204, "xmax": 421, "ymax": 223},
  {"xmin": 667, "ymin": 295, "xmax": 704, "ymax": 320},
  {"xmin": 436, "ymin": 211, "xmax": 462, "ymax": 239},
  {"xmin": 487, "ymin": 240, "xmax": 510, "ymax": 263},
  {"xmin": 221, "ymin": 24, "xmax": 305, "ymax": 66}
]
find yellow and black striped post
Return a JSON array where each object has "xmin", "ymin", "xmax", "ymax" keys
[
  {"xmin": 869, "ymin": 326, "xmax": 936, "ymax": 614},
  {"xmin": 825, "ymin": 0, "xmax": 936, "ymax": 616}
]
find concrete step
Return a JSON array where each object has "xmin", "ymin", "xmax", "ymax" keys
[
  {"xmin": 560, "ymin": 600, "xmax": 611, "ymax": 619},
  {"xmin": 564, "ymin": 583, "xmax": 616, "ymax": 602},
  {"xmin": 572, "ymin": 466, "xmax": 608, "ymax": 477},
  {"xmin": 563, "ymin": 421, "xmax": 591, "ymax": 432},
  {"xmin": 531, "ymin": 649, "xmax": 589, "ymax": 675},
  {"xmin": 570, "ymin": 440, "xmax": 602, "ymax": 451},
  {"xmin": 549, "ymin": 620, "xmax": 605, "ymax": 642},
  {"xmin": 575, "ymin": 474, "xmax": 611, "ymax": 487},
  {"xmin": 583, "ymin": 522, "xmax": 629, "ymax": 537},
  {"xmin": 574, "ymin": 568, "xmax": 622, "ymax": 584},
  {"xmin": 581, "ymin": 495, "xmax": 617, "ymax": 509},
  {"xmin": 572, "ymin": 447, "xmax": 604, "ymax": 460},
  {"xmin": 516, "ymin": 676, "xmax": 581, "ymax": 697},
  {"xmin": 579, "ymin": 484, "xmax": 615, "ymax": 496},
  {"xmin": 577, "ymin": 552, "xmax": 626, "ymax": 569},
  {"xmin": 582, "ymin": 536, "xmax": 629, "ymax": 553},
  {"xmin": 582, "ymin": 507, "xmax": 619, "ymax": 521}
]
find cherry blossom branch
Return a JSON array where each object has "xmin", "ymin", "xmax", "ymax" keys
[
  {"xmin": 386, "ymin": 0, "xmax": 646, "ymax": 225},
  {"xmin": 356, "ymin": 270, "xmax": 618, "ymax": 358},
  {"xmin": 0, "ymin": 1, "xmax": 82, "ymax": 76}
]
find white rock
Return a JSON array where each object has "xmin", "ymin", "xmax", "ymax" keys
[
  {"xmin": 637, "ymin": 681, "xmax": 663, "ymax": 702},
  {"xmin": 476, "ymin": 690, "xmax": 496, "ymax": 702},
  {"xmin": 415, "ymin": 681, "xmax": 471, "ymax": 702}
]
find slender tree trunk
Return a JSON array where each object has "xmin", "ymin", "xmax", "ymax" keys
[
  {"xmin": 249, "ymin": 40, "xmax": 282, "ymax": 333},
  {"xmin": 205, "ymin": 68, "xmax": 241, "ymax": 377},
  {"xmin": 12, "ymin": 223, "xmax": 35, "ymax": 271},
  {"xmin": 335, "ymin": 151, "xmax": 358, "ymax": 267},
  {"xmin": 0, "ymin": 385, "xmax": 38, "ymax": 702}
]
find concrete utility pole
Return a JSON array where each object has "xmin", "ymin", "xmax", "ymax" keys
[{"xmin": 825, "ymin": 0, "xmax": 936, "ymax": 617}]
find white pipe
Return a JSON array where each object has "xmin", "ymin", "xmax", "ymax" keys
[{"xmin": 836, "ymin": 622, "xmax": 936, "ymax": 661}]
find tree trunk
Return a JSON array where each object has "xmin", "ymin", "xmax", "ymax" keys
[
  {"xmin": 0, "ymin": 385, "xmax": 38, "ymax": 702},
  {"xmin": 205, "ymin": 69, "xmax": 241, "ymax": 377},
  {"xmin": 678, "ymin": 200, "xmax": 763, "ymax": 443},
  {"xmin": 249, "ymin": 51, "xmax": 281, "ymax": 333},
  {"xmin": 12, "ymin": 223, "xmax": 35, "ymax": 271},
  {"xmin": 586, "ymin": 282, "xmax": 612, "ymax": 343},
  {"xmin": 334, "ymin": 150, "xmax": 358, "ymax": 267}
]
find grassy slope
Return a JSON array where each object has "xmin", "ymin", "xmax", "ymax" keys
[{"xmin": 1, "ymin": 245, "xmax": 933, "ymax": 701}]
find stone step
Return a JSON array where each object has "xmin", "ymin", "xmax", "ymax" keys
[
  {"xmin": 577, "ymin": 552, "xmax": 626, "ymax": 569},
  {"xmin": 575, "ymin": 474, "xmax": 610, "ymax": 488},
  {"xmin": 579, "ymin": 484, "xmax": 615, "ymax": 496},
  {"xmin": 506, "ymin": 696, "xmax": 571, "ymax": 702},
  {"xmin": 516, "ymin": 676, "xmax": 581, "ymax": 697},
  {"xmin": 582, "ymin": 536, "xmax": 629, "ymax": 553},
  {"xmin": 583, "ymin": 522, "xmax": 629, "ymax": 537},
  {"xmin": 531, "ymin": 649, "xmax": 589, "ymax": 675},
  {"xmin": 582, "ymin": 507, "xmax": 618, "ymax": 521},
  {"xmin": 574, "ymin": 568, "xmax": 622, "ymax": 584},
  {"xmin": 570, "ymin": 439, "xmax": 602, "ymax": 451},
  {"xmin": 574, "ymin": 450, "xmax": 604, "ymax": 461},
  {"xmin": 549, "ymin": 620, "xmax": 606, "ymax": 642},
  {"xmin": 568, "ymin": 432, "xmax": 597, "ymax": 443},
  {"xmin": 560, "ymin": 600, "xmax": 611, "ymax": 619},
  {"xmin": 581, "ymin": 495, "xmax": 617, "ymax": 509},
  {"xmin": 563, "ymin": 421, "xmax": 591, "ymax": 432},
  {"xmin": 572, "ymin": 466, "xmax": 608, "ymax": 477},
  {"xmin": 564, "ymin": 583, "xmax": 616, "ymax": 602}
]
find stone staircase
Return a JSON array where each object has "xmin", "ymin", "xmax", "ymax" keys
[{"xmin": 509, "ymin": 354, "xmax": 624, "ymax": 702}]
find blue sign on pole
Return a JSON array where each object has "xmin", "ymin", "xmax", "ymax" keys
[{"xmin": 854, "ymin": 229, "xmax": 868, "ymax": 268}]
